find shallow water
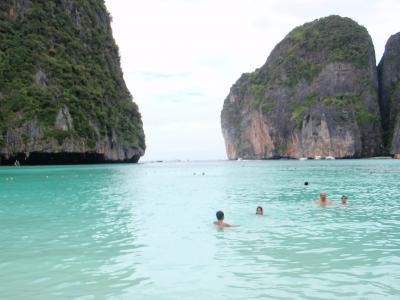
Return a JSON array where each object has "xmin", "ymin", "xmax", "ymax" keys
[{"xmin": 0, "ymin": 160, "xmax": 399, "ymax": 299}]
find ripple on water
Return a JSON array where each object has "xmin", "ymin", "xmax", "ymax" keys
[{"xmin": 0, "ymin": 161, "xmax": 400, "ymax": 299}]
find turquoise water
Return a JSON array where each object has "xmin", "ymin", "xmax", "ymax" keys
[{"xmin": 1, "ymin": 160, "xmax": 400, "ymax": 299}]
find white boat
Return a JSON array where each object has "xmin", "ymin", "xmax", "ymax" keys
[
  {"xmin": 299, "ymin": 157, "xmax": 308, "ymax": 161},
  {"xmin": 326, "ymin": 156, "xmax": 335, "ymax": 160},
  {"xmin": 314, "ymin": 155, "xmax": 322, "ymax": 160}
]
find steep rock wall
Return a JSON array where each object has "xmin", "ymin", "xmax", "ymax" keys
[
  {"xmin": 0, "ymin": 0, "xmax": 145, "ymax": 164},
  {"xmin": 378, "ymin": 32, "xmax": 400, "ymax": 157},
  {"xmin": 221, "ymin": 16, "xmax": 382, "ymax": 159}
]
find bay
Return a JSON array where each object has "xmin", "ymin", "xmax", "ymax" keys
[{"xmin": 0, "ymin": 160, "xmax": 399, "ymax": 299}]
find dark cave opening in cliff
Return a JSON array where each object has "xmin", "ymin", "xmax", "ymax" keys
[{"xmin": 0, "ymin": 152, "xmax": 140, "ymax": 165}]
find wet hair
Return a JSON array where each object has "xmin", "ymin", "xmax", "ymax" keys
[
  {"xmin": 256, "ymin": 206, "xmax": 263, "ymax": 213},
  {"xmin": 304, "ymin": 181, "xmax": 309, "ymax": 186},
  {"xmin": 216, "ymin": 211, "xmax": 224, "ymax": 221},
  {"xmin": 342, "ymin": 195, "xmax": 347, "ymax": 199}
]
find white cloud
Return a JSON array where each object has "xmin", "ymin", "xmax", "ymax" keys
[{"xmin": 104, "ymin": 0, "xmax": 399, "ymax": 161}]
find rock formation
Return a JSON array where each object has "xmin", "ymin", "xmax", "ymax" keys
[
  {"xmin": 221, "ymin": 16, "xmax": 383, "ymax": 159},
  {"xmin": 378, "ymin": 33, "xmax": 400, "ymax": 158},
  {"xmin": 0, "ymin": 0, "xmax": 145, "ymax": 165}
]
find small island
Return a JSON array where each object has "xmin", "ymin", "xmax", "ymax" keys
[{"xmin": 221, "ymin": 16, "xmax": 400, "ymax": 160}]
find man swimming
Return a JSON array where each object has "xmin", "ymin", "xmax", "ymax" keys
[
  {"xmin": 315, "ymin": 192, "xmax": 332, "ymax": 206},
  {"xmin": 213, "ymin": 211, "xmax": 238, "ymax": 227},
  {"xmin": 256, "ymin": 206, "xmax": 263, "ymax": 215},
  {"xmin": 341, "ymin": 195, "xmax": 347, "ymax": 204}
]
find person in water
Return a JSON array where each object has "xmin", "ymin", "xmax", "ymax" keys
[
  {"xmin": 315, "ymin": 192, "xmax": 332, "ymax": 206},
  {"xmin": 341, "ymin": 195, "xmax": 347, "ymax": 204},
  {"xmin": 213, "ymin": 211, "xmax": 238, "ymax": 227},
  {"xmin": 256, "ymin": 206, "xmax": 263, "ymax": 215}
]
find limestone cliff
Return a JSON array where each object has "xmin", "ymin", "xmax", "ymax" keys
[
  {"xmin": 378, "ymin": 33, "xmax": 400, "ymax": 158},
  {"xmin": 221, "ymin": 16, "xmax": 383, "ymax": 159},
  {"xmin": 0, "ymin": 0, "xmax": 145, "ymax": 164}
]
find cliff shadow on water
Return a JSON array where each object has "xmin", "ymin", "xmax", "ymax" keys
[{"xmin": 0, "ymin": 152, "xmax": 141, "ymax": 166}]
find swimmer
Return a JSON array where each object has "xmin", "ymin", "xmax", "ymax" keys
[
  {"xmin": 256, "ymin": 206, "xmax": 263, "ymax": 215},
  {"xmin": 213, "ymin": 211, "xmax": 238, "ymax": 227},
  {"xmin": 314, "ymin": 192, "xmax": 332, "ymax": 206},
  {"xmin": 341, "ymin": 195, "xmax": 347, "ymax": 204},
  {"xmin": 304, "ymin": 181, "xmax": 309, "ymax": 186}
]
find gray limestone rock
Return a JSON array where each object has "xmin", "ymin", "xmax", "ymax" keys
[
  {"xmin": 221, "ymin": 15, "xmax": 383, "ymax": 159},
  {"xmin": 0, "ymin": 0, "xmax": 145, "ymax": 164},
  {"xmin": 378, "ymin": 32, "xmax": 400, "ymax": 157}
]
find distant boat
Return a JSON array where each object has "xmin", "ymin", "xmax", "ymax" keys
[
  {"xmin": 237, "ymin": 157, "xmax": 243, "ymax": 161},
  {"xmin": 314, "ymin": 155, "xmax": 322, "ymax": 160},
  {"xmin": 299, "ymin": 157, "xmax": 308, "ymax": 161},
  {"xmin": 326, "ymin": 156, "xmax": 335, "ymax": 160}
]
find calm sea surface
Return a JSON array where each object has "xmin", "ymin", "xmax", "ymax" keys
[{"xmin": 0, "ymin": 160, "xmax": 399, "ymax": 299}]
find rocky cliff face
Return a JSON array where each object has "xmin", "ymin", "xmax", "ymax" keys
[
  {"xmin": 0, "ymin": 0, "xmax": 145, "ymax": 165},
  {"xmin": 378, "ymin": 33, "xmax": 400, "ymax": 158},
  {"xmin": 221, "ymin": 16, "xmax": 383, "ymax": 159}
]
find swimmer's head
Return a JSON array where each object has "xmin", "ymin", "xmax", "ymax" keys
[
  {"xmin": 256, "ymin": 206, "xmax": 263, "ymax": 215},
  {"xmin": 320, "ymin": 192, "xmax": 327, "ymax": 201},
  {"xmin": 304, "ymin": 181, "xmax": 309, "ymax": 186},
  {"xmin": 216, "ymin": 211, "xmax": 224, "ymax": 221},
  {"xmin": 341, "ymin": 195, "xmax": 347, "ymax": 204}
]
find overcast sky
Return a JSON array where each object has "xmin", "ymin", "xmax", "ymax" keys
[{"xmin": 104, "ymin": 0, "xmax": 399, "ymax": 161}]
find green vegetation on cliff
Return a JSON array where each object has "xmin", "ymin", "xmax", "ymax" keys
[
  {"xmin": 282, "ymin": 16, "xmax": 373, "ymax": 87},
  {"xmin": 288, "ymin": 16, "xmax": 372, "ymax": 66},
  {"xmin": 378, "ymin": 32, "xmax": 400, "ymax": 153},
  {"xmin": 290, "ymin": 92, "xmax": 377, "ymax": 129},
  {"xmin": 221, "ymin": 15, "xmax": 382, "ymax": 159},
  {"xmin": 0, "ymin": 0, "xmax": 144, "ymax": 150}
]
